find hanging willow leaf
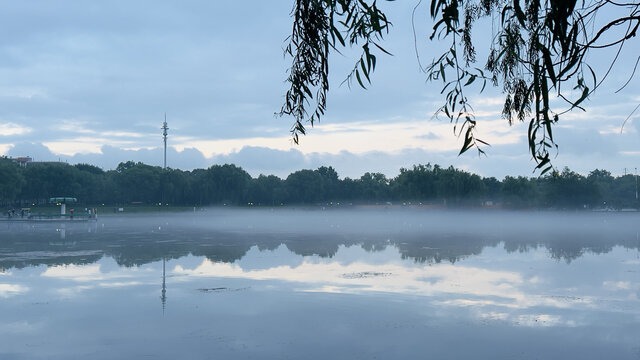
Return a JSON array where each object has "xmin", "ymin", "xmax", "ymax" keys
[{"xmin": 281, "ymin": 0, "xmax": 640, "ymax": 172}]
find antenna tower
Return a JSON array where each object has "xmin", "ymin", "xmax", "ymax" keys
[{"xmin": 162, "ymin": 114, "xmax": 169, "ymax": 170}]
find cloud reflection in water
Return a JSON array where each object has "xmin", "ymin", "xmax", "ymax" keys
[
  {"xmin": 0, "ymin": 283, "xmax": 28, "ymax": 298},
  {"xmin": 168, "ymin": 243, "xmax": 639, "ymax": 329}
]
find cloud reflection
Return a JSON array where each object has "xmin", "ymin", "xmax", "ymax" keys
[
  {"xmin": 172, "ymin": 246, "xmax": 575, "ymax": 313},
  {"xmin": 0, "ymin": 283, "xmax": 28, "ymax": 298},
  {"xmin": 42, "ymin": 264, "xmax": 104, "ymax": 281},
  {"xmin": 169, "ymin": 245, "xmax": 640, "ymax": 329},
  {"xmin": 40, "ymin": 263, "xmax": 154, "ymax": 297}
]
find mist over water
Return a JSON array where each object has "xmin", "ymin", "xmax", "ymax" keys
[{"xmin": 1, "ymin": 209, "xmax": 639, "ymax": 359}]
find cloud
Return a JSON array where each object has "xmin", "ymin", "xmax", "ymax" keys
[
  {"xmin": 0, "ymin": 143, "xmax": 12, "ymax": 154},
  {"xmin": 41, "ymin": 264, "xmax": 105, "ymax": 281},
  {"xmin": 180, "ymin": 116, "xmax": 525, "ymax": 160},
  {"xmin": 73, "ymin": 145, "xmax": 210, "ymax": 170},
  {"xmin": 7, "ymin": 142, "xmax": 58, "ymax": 162},
  {"xmin": 6, "ymin": 141, "xmax": 210, "ymax": 170},
  {"xmin": 0, "ymin": 283, "xmax": 28, "ymax": 298},
  {"xmin": 417, "ymin": 132, "xmax": 440, "ymax": 140},
  {"xmin": 0, "ymin": 122, "xmax": 31, "ymax": 136},
  {"xmin": 554, "ymin": 127, "xmax": 619, "ymax": 156},
  {"xmin": 210, "ymin": 146, "xmax": 534, "ymax": 179},
  {"xmin": 213, "ymin": 146, "xmax": 310, "ymax": 175},
  {"xmin": 7, "ymin": 136, "xmax": 640, "ymax": 179},
  {"xmin": 43, "ymin": 139, "xmax": 107, "ymax": 155}
]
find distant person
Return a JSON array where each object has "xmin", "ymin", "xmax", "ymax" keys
[{"xmin": 70, "ymin": 209, "xmax": 74, "ymax": 219}]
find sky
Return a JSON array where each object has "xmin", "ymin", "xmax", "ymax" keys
[{"xmin": 0, "ymin": 1, "xmax": 639, "ymax": 179}]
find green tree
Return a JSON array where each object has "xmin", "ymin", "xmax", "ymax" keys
[
  {"xmin": 316, "ymin": 166, "xmax": 340, "ymax": 200},
  {"xmin": 501, "ymin": 176, "xmax": 537, "ymax": 208},
  {"xmin": 357, "ymin": 172, "xmax": 389, "ymax": 202},
  {"xmin": 73, "ymin": 165, "xmax": 103, "ymax": 204},
  {"xmin": 539, "ymin": 168, "xmax": 599, "ymax": 208},
  {"xmin": 200, "ymin": 164, "xmax": 252, "ymax": 205},
  {"xmin": 0, "ymin": 158, "xmax": 25, "ymax": 205},
  {"xmin": 160, "ymin": 169, "xmax": 191, "ymax": 205},
  {"xmin": 434, "ymin": 166, "xmax": 485, "ymax": 204},
  {"xmin": 587, "ymin": 169, "xmax": 614, "ymax": 207},
  {"xmin": 7, "ymin": 158, "xmax": 639, "ymax": 209},
  {"xmin": 113, "ymin": 162, "xmax": 162, "ymax": 204},
  {"xmin": 392, "ymin": 164, "xmax": 437, "ymax": 201},
  {"xmin": 19, "ymin": 163, "xmax": 81, "ymax": 204},
  {"xmin": 609, "ymin": 174, "xmax": 639, "ymax": 208},
  {"xmin": 281, "ymin": 0, "xmax": 639, "ymax": 172},
  {"xmin": 482, "ymin": 177, "xmax": 501, "ymax": 201},
  {"xmin": 74, "ymin": 163, "xmax": 104, "ymax": 175},
  {"xmin": 286, "ymin": 169, "xmax": 325, "ymax": 203},
  {"xmin": 247, "ymin": 174, "xmax": 287, "ymax": 206}
]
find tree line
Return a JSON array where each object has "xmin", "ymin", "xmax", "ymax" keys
[{"xmin": 0, "ymin": 157, "xmax": 638, "ymax": 209}]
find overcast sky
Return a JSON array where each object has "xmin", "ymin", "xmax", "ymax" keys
[{"xmin": 0, "ymin": 1, "xmax": 638, "ymax": 179}]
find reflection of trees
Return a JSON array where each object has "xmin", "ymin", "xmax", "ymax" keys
[
  {"xmin": 499, "ymin": 224, "xmax": 640, "ymax": 263},
  {"xmin": 1, "ymin": 213, "xmax": 639, "ymax": 270},
  {"xmin": 395, "ymin": 233, "xmax": 497, "ymax": 264},
  {"xmin": 0, "ymin": 222, "xmax": 102, "ymax": 271}
]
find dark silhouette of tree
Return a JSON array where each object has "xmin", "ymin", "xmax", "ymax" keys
[
  {"xmin": 610, "ymin": 174, "xmax": 639, "ymax": 208},
  {"xmin": 316, "ymin": 166, "xmax": 341, "ymax": 200},
  {"xmin": 286, "ymin": 169, "xmax": 325, "ymax": 203},
  {"xmin": 0, "ymin": 158, "xmax": 24, "ymax": 205},
  {"xmin": 248, "ymin": 175, "xmax": 286, "ymax": 206},
  {"xmin": 114, "ymin": 162, "xmax": 162, "ymax": 204},
  {"xmin": 501, "ymin": 175, "xmax": 537, "ymax": 208},
  {"xmin": 358, "ymin": 172, "xmax": 390, "ymax": 202},
  {"xmin": 74, "ymin": 163, "xmax": 104, "ymax": 175},
  {"xmin": 1, "ymin": 159, "xmax": 638, "ymax": 209},
  {"xmin": 19, "ymin": 163, "xmax": 82, "ymax": 204},
  {"xmin": 434, "ymin": 166, "xmax": 485, "ymax": 204},
  {"xmin": 539, "ymin": 167, "xmax": 600, "ymax": 208},
  {"xmin": 200, "ymin": 164, "xmax": 252, "ymax": 205},
  {"xmin": 393, "ymin": 164, "xmax": 438, "ymax": 200},
  {"xmin": 482, "ymin": 177, "xmax": 501, "ymax": 202}
]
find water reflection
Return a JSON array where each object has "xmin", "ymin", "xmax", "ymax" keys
[
  {"xmin": 161, "ymin": 258, "xmax": 166, "ymax": 312},
  {"xmin": 1, "ymin": 210, "xmax": 639, "ymax": 271},
  {"xmin": 0, "ymin": 283, "xmax": 27, "ymax": 298},
  {"xmin": 0, "ymin": 209, "xmax": 639, "ymax": 359}
]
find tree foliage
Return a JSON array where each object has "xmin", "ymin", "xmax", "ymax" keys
[
  {"xmin": 0, "ymin": 157, "xmax": 25, "ymax": 205},
  {"xmin": 281, "ymin": 0, "xmax": 640, "ymax": 172},
  {"xmin": 1, "ymin": 159, "xmax": 638, "ymax": 210},
  {"xmin": 280, "ymin": 0, "xmax": 391, "ymax": 143}
]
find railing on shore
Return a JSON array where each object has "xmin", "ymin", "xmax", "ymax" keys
[{"xmin": 3, "ymin": 213, "xmax": 97, "ymax": 221}]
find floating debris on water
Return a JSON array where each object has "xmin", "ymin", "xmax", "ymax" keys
[
  {"xmin": 197, "ymin": 287, "xmax": 250, "ymax": 293},
  {"xmin": 198, "ymin": 287, "xmax": 226, "ymax": 292},
  {"xmin": 341, "ymin": 271, "xmax": 392, "ymax": 279}
]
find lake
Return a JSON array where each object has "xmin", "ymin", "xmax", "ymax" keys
[{"xmin": 1, "ymin": 209, "xmax": 639, "ymax": 359}]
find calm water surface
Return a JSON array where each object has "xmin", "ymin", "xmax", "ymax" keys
[{"xmin": 1, "ymin": 209, "xmax": 639, "ymax": 359}]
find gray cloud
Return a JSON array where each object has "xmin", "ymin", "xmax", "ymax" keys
[
  {"xmin": 7, "ymin": 142, "xmax": 209, "ymax": 171},
  {"xmin": 5, "ymin": 140, "xmax": 640, "ymax": 179},
  {"xmin": 554, "ymin": 127, "xmax": 619, "ymax": 156},
  {"xmin": 7, "ymin": 142, "xmax": 58, "ymax": 162}
]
